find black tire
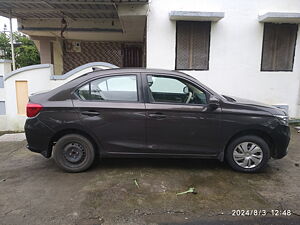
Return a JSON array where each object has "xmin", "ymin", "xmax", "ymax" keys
[
  {"xmin": 225, "ymin": 135, "xmax": 270, "ymax": 173},
  {"xmin": 53, "ymin": 134, "xmax": 95, "ymax": 173}
]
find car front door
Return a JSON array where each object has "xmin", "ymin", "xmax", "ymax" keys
[
  {"xmin": 144, "ymin": 73, "xmax": 221, "ymax": 156},
  {"xmin": 72, "ymin": 73, "xmax": 147, "ymax": 154}
]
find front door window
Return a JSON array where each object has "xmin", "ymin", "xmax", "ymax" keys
[{"xmin": 147, "ymin": 75, "xmax": 207, "ymax": 105}]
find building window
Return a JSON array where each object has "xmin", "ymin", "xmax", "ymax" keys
[
  {"xmin": 176, "ymin": 21, "xmax": 211, "ymax": 70},
  {"xmin": 0, "ymin": 76, "xmax": 3, "ymax": 88},
  {"xmin": 0, "ymin": 101, "xmax": 5, "ymax": 115},
  {"xmin": 122, "ymin": 45, "xmax": 143, "ymax": 67},
  {"xmin": 261, "ymin": 23, "xmax": 298, "ymax": 71}
]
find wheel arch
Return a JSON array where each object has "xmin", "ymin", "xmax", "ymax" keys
[
  {"xmin": 220, "ymin": 129, "xmax": 275, "ymax": 161},
  {"xmin": 48, "ymin": 128, "xmax": 101, "ymax": 157}
]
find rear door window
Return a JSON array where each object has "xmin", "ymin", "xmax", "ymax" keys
[{"xmin": 77, "ymin": 75, "xmax": 138, "ymax": 102}]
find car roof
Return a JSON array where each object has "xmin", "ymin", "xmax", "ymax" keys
[
  {"xmin": 81, "ymin": 68, "xmax": 220, "ymax": 96},
  {"xmin": 44, "ymin": 67, "xmax": 222, "ymax": 101},
  {"xmin": 80, "ymin": 67, "xmax": 194, "ymax": 82},
  {"xmin": 93, "ymin": 67, "xmax": 179, "ymax": 74}
]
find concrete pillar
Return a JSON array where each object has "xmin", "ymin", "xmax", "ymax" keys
[
  {"xmin": 39, "ymin": 39, "xmax": 52, "ymax": 64},
  {"xmin": 53, "ymin": 40, "xmax": 64, "ymax": 75},
  {"xmin": 31, "ymin": 36, "xmax": 63, "ymax": 74},
  {"xmin": 0, "ymin": 59, "xmax": 12, "ymax": 75}
]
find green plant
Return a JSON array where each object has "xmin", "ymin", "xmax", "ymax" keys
[
  {"xmin": 0, "ymin": 32, "xmax": 11, "ymax": 59},
  {"xmin": 0, "ymin": 31, "xmax": 40, "ymax": 68}
]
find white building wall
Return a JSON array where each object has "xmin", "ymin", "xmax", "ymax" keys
[
  {"xmin": 4, "ymin": 65, "xmax": 53, "ymax": 131},
  {"xmin": 147, "ymin": 0, "xmax": 300, "ymax": 117}
]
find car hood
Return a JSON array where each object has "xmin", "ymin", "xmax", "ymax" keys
[{"xmin": 223, "ymin": 95, "xmax": 287, "ymax": 116}]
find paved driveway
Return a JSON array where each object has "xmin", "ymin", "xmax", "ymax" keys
[{"xmin": 0, "ymin": 128, "xmax": 299, "ymax": 225}]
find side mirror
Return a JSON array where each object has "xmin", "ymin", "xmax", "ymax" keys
[
  {"xmin": 208, "ymin": 96, "xmax": 220, "ymax": 110},
  {"xmin": 183, "ymin": 86, "xmax": 189, "ymax": 94}
]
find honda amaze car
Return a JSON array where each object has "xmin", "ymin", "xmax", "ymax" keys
[{"xmin": 25, "ymin": 68, "xmax": 290, "ymax": 173}]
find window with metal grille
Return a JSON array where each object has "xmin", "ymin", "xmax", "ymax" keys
[
  {"xmin": 261, "ymin": 23, "xmax": 298, "ymax": 71},
  {"xmin": 123, "ymin": 46, "xmax": 143, "ymax": 67},
  {"xmin": 0, "ymin": 101, "xmax": 5, "ymax": 115},
  {"xmin": 176, "ymin": 21, "xmax": 211, "ymax": 70},
  {"xmin": 0, "ymin": 76, "xmax": 4, "ymax": 88}
]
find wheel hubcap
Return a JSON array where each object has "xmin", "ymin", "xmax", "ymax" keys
[
  {"xmin": 233, "ymin": 142, "xmax": 263, "ymax": 169},
  {"xmin": 63, "ymin": 142, "xmax": 86, "ymax": 164}
]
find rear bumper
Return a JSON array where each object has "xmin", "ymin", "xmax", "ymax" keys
[
  {"xmin": 25, "ymin": 117, "xmax": 54, "ymax": 158},
  {"xmin": 271, "ymin": 125, "xmax": 290, "ymax": 159}
]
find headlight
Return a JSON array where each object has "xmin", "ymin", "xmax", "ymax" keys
[{"xmin": 274, "ymin": 115, "xmax": 289, "ymax": 126}]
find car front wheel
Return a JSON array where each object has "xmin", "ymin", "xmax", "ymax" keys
[
  {"xmin": 53, "ymin": 134, "xmax": 95, "ymax": 172},
  {"xmin": 226, "ymin": 135, "xmax": 270, "ymax": 173}
]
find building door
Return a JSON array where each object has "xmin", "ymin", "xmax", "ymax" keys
[
  {"xmin": 15, "ymin": 81, "xmax": 28, "ymax": 115},
  {"xmin": 123, "ymin": 46, "xmax": 143, "ymax": 67}
]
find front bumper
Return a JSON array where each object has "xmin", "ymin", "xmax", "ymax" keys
[
  {"xmin": 25, "ymin": 117, "xmax": 54, "ymax": 158},
  {"xmin": 271, "ymin": 125, "xmax": 290, "ymax": 159}
]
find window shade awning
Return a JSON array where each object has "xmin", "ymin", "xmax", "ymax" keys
[
  {"xmin": 258, "ymin": 12, "xmax": 300, "ymax": 23},
  {"xmin": 169, "ymin": 11, "xmax": 224, "ymax": 22}
]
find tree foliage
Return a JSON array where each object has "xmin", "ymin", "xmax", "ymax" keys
[
  {"xmin": 0, "ymin": 32, "xmax": 11, "ymax": 59},
  {"xmin": 0, "ymin": 32, "xmax": 40, "ymax": 68}
]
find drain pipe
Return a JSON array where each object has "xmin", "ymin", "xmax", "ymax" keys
[{"xmin": 9, "ymin": 10, "xmax": 16, "ymax": 71}]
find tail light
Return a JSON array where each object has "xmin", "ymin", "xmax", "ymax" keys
[{"xmin": 26, "ymin": 103, "xmax": 43, "ymax": 117}]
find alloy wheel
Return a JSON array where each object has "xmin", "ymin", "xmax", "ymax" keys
[{"xmin": 233, "ymin": 142, "xmax": 263, "ymax": 169}]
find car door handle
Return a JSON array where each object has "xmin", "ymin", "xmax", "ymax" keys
[
  {"xmin": 148, "ymin": 113, "xmax": 167, "ymax": 119},
  {"xmin": 81, "ymin": 111, "xmax": 100, "ymax": 116}
]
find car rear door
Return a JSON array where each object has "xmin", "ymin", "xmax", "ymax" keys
[
  {"xmin": 72, "ymin": 73, "xmax": 147, "ymax": 154},
  {"xmin": 143, "ymin": 73, "xmax": 222, "ymax": 156}
]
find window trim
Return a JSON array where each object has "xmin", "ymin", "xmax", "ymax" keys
[
  {"xmin": 74, "ymin": 74, "xmax": 142, "ymax": 103},
  {"xmin": 175, "ymin": 21, "xmax": 211, "ymax": 71},
  {"xmin": 144, "ymin": 73, "xmax": 209, "ymax": 106},
  {"xmin": 260, "ymin": 23, "xmax": 298, "ymax": 72}
]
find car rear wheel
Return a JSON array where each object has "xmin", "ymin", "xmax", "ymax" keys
[
  {"xmin": 225, "ymin": 135, "xmax": 270, "ymax": 173},
  {"xmin": 53, "ymin": 134, "xmax": 95, "ymax": 172}
]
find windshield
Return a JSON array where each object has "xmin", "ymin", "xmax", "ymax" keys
[
  {"xmin": 180, "ymin": 72, "xmax": 227, "ymax": 102},
  {"xmin": 222, "ymin": 95, "xmax": 236, "ymax": 102}
]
